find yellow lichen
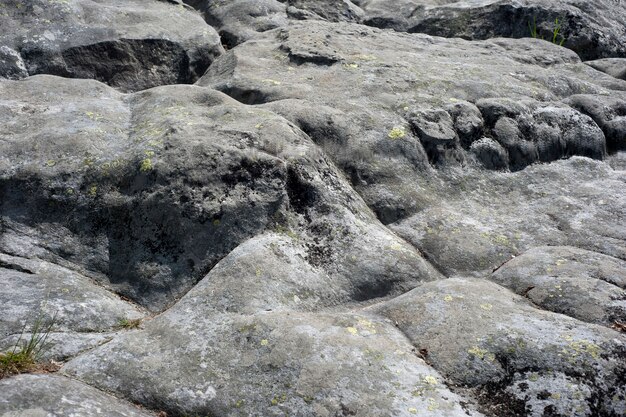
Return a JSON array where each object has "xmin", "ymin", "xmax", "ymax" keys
[
  {"xmin": 139, "ymin": 158, "xmax": 153, "ymax": 172},
  {"xmin": 443, "ymin": 295, "xmax": 454, "ymax": 302},
  {"xmin": 468, "ymin": 346, "xmax": 491, "ymax": 360},
  {"xmin": 388, "ymin": 127, "xmax": 406, "ymax": 140},
  {"xmin": 388, "ymin": 243, "xmax": 403, "ymax": 251},
  {"xmin": 427, "ymin": 398, "xmax": 439, "ymax": 411},
  {"xmin": 408, "ymin": 407, "xmax": 417, "ymax": 414},
  {"xmin": 480, "ymin": 303, "xmax": 493, "ymax": 311},
  {"xmin": 260, "ymin": 339, "xmax": 269, "ymax": 346},
  {"xmin": 423, "ymin": 375, "xmax": 438, "ymax": 385},
  {"xmin": 346, "ymin": 327, "xmax": 358, "ymax": 335}
]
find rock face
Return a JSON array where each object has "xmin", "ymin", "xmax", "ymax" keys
[
  {"xmin": 0, "ymin": 374, "xmax": 155, "ymax": 417},
  {"xmin": 0, "ymin": 0, "xmax": 223, "ymax": 91},
  {"xmin": 1, "ymin": 1, "xmax": 625, "ymax": 417},
  {"xmin": 184, "ymin": 0, "xmax": 626, "ymax": 60}
]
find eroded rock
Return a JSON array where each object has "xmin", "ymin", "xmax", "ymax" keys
[{"xmin": 0, "ymin": 0, "xmax": 223, "ymax": 91}]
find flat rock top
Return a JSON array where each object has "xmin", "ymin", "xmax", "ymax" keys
[{"xmin": 0, "ymin": 1, "xmax": 625, "ymax": 417}]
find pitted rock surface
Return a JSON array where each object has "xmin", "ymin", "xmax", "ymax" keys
[{"xmin": 1, "ymin": 1, "xmax": 625, "ymax": 416}]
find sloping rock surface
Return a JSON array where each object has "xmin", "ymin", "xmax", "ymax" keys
[
  {"xmin": 0, "ymin": 374, "xmax": 155, "ymax": 417},
  {"xmin": 1, "ymin": 1, "xmax": 625, "ymax": 417},
  {"xmin": 0, "ymin": 0, "xmax": 223, "ymax": 91}
]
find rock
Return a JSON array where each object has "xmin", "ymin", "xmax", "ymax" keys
[
  {"xmin": 0, "ymin": 253, "xmax": 144, "ymax": 336},
  {"xmin": 184, "ymin": 0, "xmax": 288, "ymax": 47},
  {"xmin": 199, "ymin": 19, "xmax": 624, "ymax": 223},
  {"xmin": 183, "ymin": 0, "xmax": 626, "ymax": 60},
  {"xmin": 470, "ymin": 138, "xmax": 509, "ymax": 170},
  {"xmin": 409, "ymin": 108, "xmax": 464, "ymax": 166},
  {"xmin": 0, "ymin": 75, "xmax": 438, "ymax": 311},
  {"xmin": 371, "ymin": 278, "xmax": 626, "ymax": 417},
  {"xmin": 404, "ymin": 0, "xmax": 626, "ymax": 60},
  {"xmin": 587, "ymin": 58, "xmax": 626, "ymax": 80},
  {"xmin": 0, "ymin": 331, "xmax": 115, "ymax": 362},
  {"xmin": 2, "ymin": 2, "xmax": 626, "ymax": 416},
  {"xmin": 389, "ymin": 157, "xmax": 626, "ymax": 276},
  {"xmin": 0, "ymin": 46, "xmax": 27, "ymax": 80},
  {"xmin": 491, "ymin": 246, "xmax": 626, "ymax": 327},
  {"xmin": 0, "ymin": 374, "xmax": 155, "ymax": 417},
  {"xmin": 445, "ymin": 100, "xmax": 485, "ymax": 148},
  {"xmin": 492, "ymin": 116, "xmax": 539, "ymax": 171},
  {"xmin": 0, "ymin": 0, "xmax": 223, "ymax": 91},
  {"xmin": 64, "ymin": 288, "xmax": 481, "ymax": 417},
  {"xmin": 565, "ymin": 94, "xmax": 626, "ymax": 151},
  {"xmin": 286, "ymin": 0, "xmax": 365, "ymax": 23}
]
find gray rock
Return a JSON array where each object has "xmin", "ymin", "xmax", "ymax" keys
[
  {"xmin": 492, "ymin": 116, "xmax": 539, "ymax": 171},
  {"xmin": 390, "ymin": 157, "xmax": 626, "ymax": 276},
  {"xmin": 199, "ymin": 20, "xmax": 624, "ymax": 223},
  {"xmin": 470, "ymin": 137, "xmax": 509, "ymax": 170},
  {"xmin": 183, "ymin": 0, "xmax": 626, "ymax": 60},
  {"xmin": 0, "ymin": 75, "xmax": 438, "ymax": 311},
  {"xmin": 2, "ymin": 3, "xmax": 626, "ymax": 416},
  {"xmin": 405, "ymin": 0, "xmax": 626, "ymax": 60},
  {"xmin": 409, "ymin": 108, "xmax": 464, "ymax": 166},
  {"xmin": 0, "ymin": 253, "xmax": 144, "ymax": 336},
  {"xmin": 491, "ymin": 246, "xmax": 626, "ymax": 327},
  {"xmin": 184, "ymin": 0, "xmax": 288, "ymax": 47},
  {"xmin": 0, "ymin": 331, "xmax": 115, "ymax": 362},
  {"xmin": 445, "ymin": 100, "xmax": 485, "ymax": 148},
  {"xmin": 371, "ymin": 278, "xmax": 626, "ymax": 417},
  {"xmin": 64, "ymin": 289, "xmax": 482, "ymax": 417},
  {"xmin": 0, "ymin": 46, "xmax": 27, "ymax": 80},
  {"xmin": 286, "ymin": 0, "xmax": 365, "ymax": 23},
  {"xmin": 0, "ymin": 0, "xmax": 223, "ymax": 91},
  {"xmin": 0, "ymin": 374, "xmax": 155, "ymax": 417},
  {"xmin": 565, "ymin": 94, "xmax": 626, "ymax": 151},
  {"xmin": 586, "ymin": 58, "xmax": 626, "ymax": 80}
]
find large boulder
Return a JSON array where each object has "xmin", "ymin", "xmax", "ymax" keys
[
  {"xmin": 0, "ymin": 0, "xmax": 223, "ymax": 91},
  {"xmin": 64, "ymin": 277, "xmax": 481, "ymax": 417},
  {"xmin": 403, "ymin": 0, "xmax": 626, "ymax": 60},
  {"xmin": 372, "ymin": 278, "xmax": 626, "ymax": 417},
  {"xmin": 0, "ymin": 75, "xmax": 438, "ymax": 311}
]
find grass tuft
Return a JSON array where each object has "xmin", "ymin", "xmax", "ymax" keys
[
  {"xmin": 0, "ymin": 312, "xmax": 57, "ymax": 379},
  {"xmin": 118, "ymin": 317, "xmax": 142, "ymax": 329}
]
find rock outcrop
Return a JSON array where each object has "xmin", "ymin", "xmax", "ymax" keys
[{"xmin": 1, "ymin": 1, "xmax": 625, "ymax": 416}]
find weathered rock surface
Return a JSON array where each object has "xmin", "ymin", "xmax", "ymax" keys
[
  {"xmin": 1, "ymin": 1, "xmax": 625, "ymax": 416},
  {"xmin": 372, "ymin": 278, "xmax": 626, "ymax": 417},
  {"xmin": 0, "ymin": 253, "xmax": 144, "ymax": 336},
  {"xmin": 199, "ymin": 20, "xmax": 626, "ymax": 224},
  {"xmin": 0, "ymin": 75, "xmax": 438, "ymax": 311},
  {"xmin": 0, "ymin": 374, "xmax": 155, "ymax": 417},
  {"xmin": 0, "ymin": 0, "xmax": 223, "ymax": 91},
  {"xmin": 184, "ymin": 0, "xmax": 626, "ymax": 60},
  {"xmin": 64, "ymin": 282, "xmax": 481, "ymax": 417},
  {"xmin": 586, "ymin": 58, "xmax": 626, "ymax": 80},
  {"xmin": 402, "ymin": 0, "xmax": 626, "ymax": 61},
  {"xmin": 390, "ymin": 157, "xmax": 626, "ymax": 276},
  {"xmin": 491, "ymin": 246, "xmax": 626, "ymax": 326}
]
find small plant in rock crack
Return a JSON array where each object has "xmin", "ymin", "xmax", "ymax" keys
[
  {"xmin": 528, "ymin": 17, "xmax": 566, "ymax": 46},
  {"xmin": 117, "ymin": 317, "xmax": 143, "ymax": 329},
  {"xmin": 0, "ymin": 312, "xmax": 58, "ymax": 379}
]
